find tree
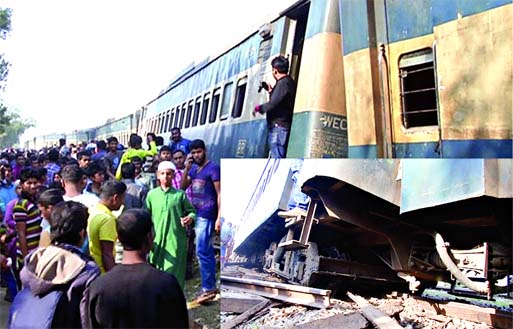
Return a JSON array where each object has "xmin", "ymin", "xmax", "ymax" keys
[
  {"xmin": 0, "ymin": 7, "xmax": 32, "ymax": 148},
  {"xmin": 0, "ymin": 104, "xmax": 34, "ymax": 148},
  {"xmin": 0, "ymin": 7, "xmax": 12, "ymax": 89}
]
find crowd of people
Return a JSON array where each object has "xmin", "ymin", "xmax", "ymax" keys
[{"xmin": 0, "ymin": 127, "xmax": 220, "ymax": 328}]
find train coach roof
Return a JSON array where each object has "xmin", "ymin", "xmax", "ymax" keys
[{"xmin": 299, "ymin": 159, "xmax": 512, "ymax": 214}]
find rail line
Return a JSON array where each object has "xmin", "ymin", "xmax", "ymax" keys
[
  {"xmin": 220, "ymin": 275, "xmax": 331, "ymax": 309},
  {"xmin": 412, "ymin": 296, "xmax": 513, "ymax": 329}
]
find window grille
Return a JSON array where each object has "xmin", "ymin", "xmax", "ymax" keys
[{"xmin": 399, "ymin": 48, "xmax": 438, "ymax": 128}]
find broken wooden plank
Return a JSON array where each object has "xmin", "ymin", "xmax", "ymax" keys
[
  {"xmin": 412, "ymin": 296, "xmax": 513, "ymax": 329},
  {"xmin": 221, "ymin": 299, "xmax": 271, "ymax": 329},
  {"xmin": 296, "ymin": 312, "xmax": 368, "ymax": 329},
  {"xmin": 347, "ymin": 292, "xmax": 403, "ymax": 329}
]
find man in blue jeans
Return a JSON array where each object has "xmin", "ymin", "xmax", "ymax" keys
[
  {"xmin": 254, "ymin": 55, "xmax": 296, "ymax": 158},
  {"xmin": 181, "ymin": 139, "xmax": 220, "ymax": 304}
]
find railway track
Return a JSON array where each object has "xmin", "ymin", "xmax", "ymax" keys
[
  {"xmin": 221, "ymin": 270, "xmax": 513, "ymax": 328},
  {"xmin": 221, "ymin": 275, "xmax": 331, "ymax": 309}
]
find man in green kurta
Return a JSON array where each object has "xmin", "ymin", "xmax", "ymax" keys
[{"xmin": 145, "ymin": 161, "xmax": 195, "ymax": 289}]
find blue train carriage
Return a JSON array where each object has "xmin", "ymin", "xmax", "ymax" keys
[
  {"xmin": 339, "ymin": 0, "xmax": 512, "ymax": 158},
  {"xmin": 29, "ymin": 133, "xmax": 65, "ymax": 150},
  {"xmin": 140, "ymin": 0, "xmax": 313, "ymax": 161},
  {"xmin": 65, "ymin": 128, "xmax": 96, "ymax": 147},
  {"xmin": 96, "ymin": 110, "xmax": 141, "ymax": 147},
  {"xmin": 23, "ymin": 133, "xmax": 62, "ymax": 150}
]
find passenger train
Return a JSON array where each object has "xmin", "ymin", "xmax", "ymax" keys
[{"xmin": 27, "ymin": 0, "xmax": 512, "ymax": 159}]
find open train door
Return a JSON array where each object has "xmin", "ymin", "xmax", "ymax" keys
[{"xmin": 279, "ymin": 0, "xmax": 310, "ymax": 83}]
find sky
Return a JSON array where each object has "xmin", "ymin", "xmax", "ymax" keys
[
  {"xmin": 221, "ymin": 159, "xmax": 267, "ymax": 225},
  {"xmin": 0, "ymin": 0, "xmax": 297, "ymax": 144}
]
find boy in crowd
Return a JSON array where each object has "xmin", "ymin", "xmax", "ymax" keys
[
  {"xmin": 146, "ymin": 161, "xmax": 195, "ymax": 289},
  {"xmin": 87, "ymin": 209, "xmax": 188, "ymax": 328}
]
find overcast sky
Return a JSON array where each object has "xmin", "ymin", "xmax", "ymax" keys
[{"xmin": 0, "ymin": 0, "xmax": 296, "ymax": 143}]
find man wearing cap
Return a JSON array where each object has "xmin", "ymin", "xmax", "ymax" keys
[{"xmin": 145, "ymin": 161, "xmax": 196, "ymax": 290}]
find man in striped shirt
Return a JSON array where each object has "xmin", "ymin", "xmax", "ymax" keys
[
  {"xmin": 171, "ymin": 150, "xmax": 192, "ymax": 200},
  {"xmin": 171, "ymin": 149, "xmax": 194, "ymax": 279},
  {"xmin": 13, "ymin": 168, "xmax": 42, "ymax": 271}
]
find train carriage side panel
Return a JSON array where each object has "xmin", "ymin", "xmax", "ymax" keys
[
  {"xmin": 287, "ymin": 0, "xmax": 349, "ymax": 158},
  {"xmin": 434, "ymin": 4, "xmax": 512, "ymax": 157},
  {"xmin": 343, "ymin": 0, "xmax": 512, "ymax": 158},
  {"xmin": 340, "ymin": 0, "xmax": 382, "ymax": 158},
  {"xmin": 385, "ymin": 0, "xmax": 512, "ymax": 157}
]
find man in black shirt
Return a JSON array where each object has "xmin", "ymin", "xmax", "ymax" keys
[
  {"xmin": 254, "ymin": 55, "xmax": 296, "ymax": 158},
  {"xmin": 86, "ymin": 208, "xmax": 189, "ymax": 328}
]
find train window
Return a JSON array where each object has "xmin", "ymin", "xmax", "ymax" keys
[
  {"xmin": 169, "ymin": 108, "xmax": 175, "ymax": 131},
  {"xmin": 200, "ymin": 92, "xmax": 210, "ymax": 125},
  {"xmin": 185, "ymin": 100, "xmax": 194, "ymax": 128},
  {"xmin": 192, "ymin": 97, "xmax": 201, "ymax": 127},
  {"xmin": 220, "ymin": 82, "xmax": 234, "ymax": 120},
  {"xmin": 179, "ymin": 104, "xmax": 186, "ymax": 129},
  {"xmin": 399, "ymin": 48, "xmax": 438, "ymax": 128},
  {"xmin": 164, "ymin": 111, "xmax": 170, "ymax": 133},
  {"xmin": 232, "ymin": 77, "xmax": 247, "ymax": 118},
  {"xmin": 209, "ymin": 88, "xmax": 221, "ymax": 123},
  {"xmin": 174, "ymin": 106, "xmax": 180, "ymax": 128},
  {"xmin": 159, "ymin": 114, "xmax": 165, "ymax": 133}
]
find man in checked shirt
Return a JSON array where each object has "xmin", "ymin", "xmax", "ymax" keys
[{"xmin": 171, "ymin": 149, "xmax": 195, "ymax": 280}]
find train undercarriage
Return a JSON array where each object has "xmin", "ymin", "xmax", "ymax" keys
[
  {"xmin": 261, "ymin": 205, "xmax": 512, "ymax": 299},
  {"xmin": 235, "ymin": 160, "xmax": 513, "ymax": 301}
]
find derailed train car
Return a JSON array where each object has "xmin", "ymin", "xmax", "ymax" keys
[
  {"xmin": 140, "ymin": 0, "xmax": 512, "ymax": 160},
  {"xmin": 231, "ymin": 159, "xmax": 512, "ymax": 298}
]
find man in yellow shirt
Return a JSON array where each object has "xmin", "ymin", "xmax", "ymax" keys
[
  {"xmin": 115, "ymin": 134, "xmax": 157, "ymax": 180},
  {"xmin": 88, "ymin": 180, "xmax": 127, "ymax": 273}
]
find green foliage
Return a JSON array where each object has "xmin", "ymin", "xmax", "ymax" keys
[
  {"xmin": 0, "ymin": 7, "xmax": 11, "ymax": 88},
  {"xmin": 0, "ymin": 7, "xmax": 11, "ymax": 39},
  {"xmin": 0, "ymin": 102, "xmax": 34, "ymax": 148},
  {"xmin": 0, "ymin": 6, "xmax": 31, "ymax": 148}
]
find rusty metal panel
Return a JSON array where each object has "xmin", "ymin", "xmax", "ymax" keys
[
  {"xmin": 484, "ymin": 159, "xmax": 513, "ymax": 198},
  {"xmin": 298, "ymin": 159, "xmax": 401, "ymax": 206}
]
